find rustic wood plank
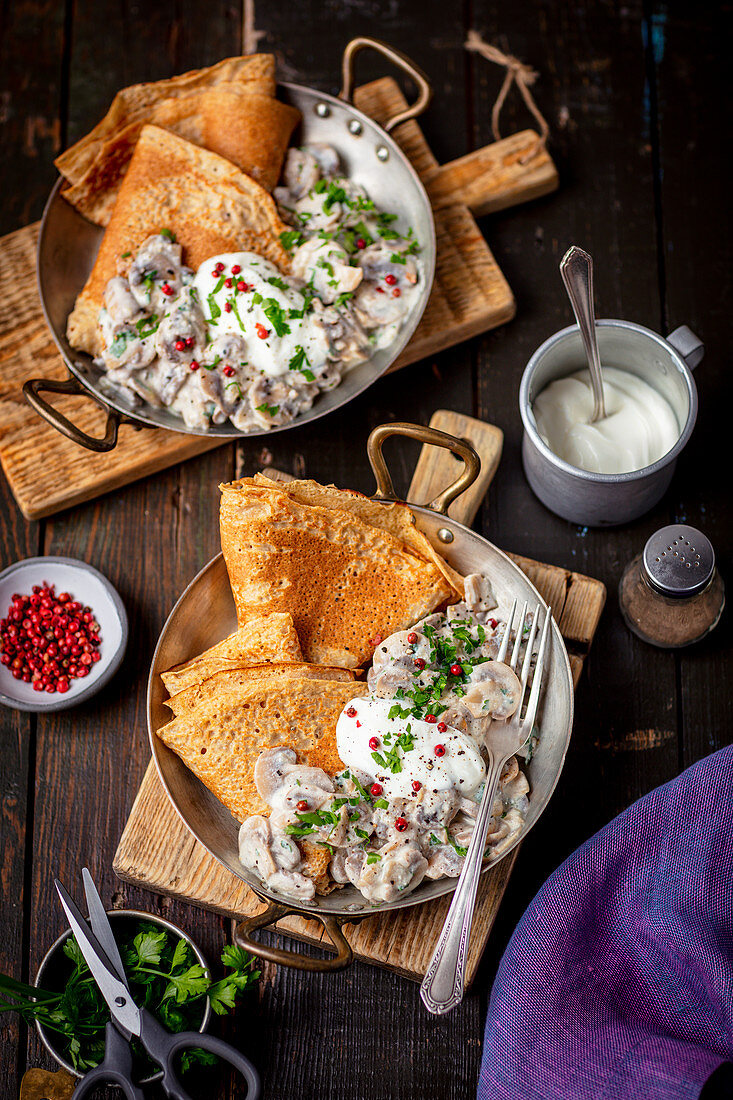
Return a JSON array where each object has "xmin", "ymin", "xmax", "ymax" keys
[
  {"xmin": 471, "ymin": 0, "xmax": 680, "ymax": 845},
  {"xmin": 650, "ymin": 1, "xmax": 733, "ymax": 769}
]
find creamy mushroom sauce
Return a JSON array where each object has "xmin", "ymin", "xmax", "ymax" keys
[
  {"xmin": 237, "ymin": 574, "xmax": 538, "ymax": 905},
  {"xmin": 95, "ymin": 144, "xmax": 421, "ymax": 432}
]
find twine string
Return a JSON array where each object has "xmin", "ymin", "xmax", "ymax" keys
[{"xmin": 465, "ymin": 31, "xmax": 549, "ymax": 159}]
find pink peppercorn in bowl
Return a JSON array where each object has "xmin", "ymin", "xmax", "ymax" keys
[{"xmin": 0, "ymin": 557, "xmax": 127, "ymax": 713}]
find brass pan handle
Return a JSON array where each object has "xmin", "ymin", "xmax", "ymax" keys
[
  {"xmin": 339, "ymin": 36, "xmax": 433, "ymax": 132},
  {"xmin": 23, "ymin": 374, "xmax": 121, "ymax": 453},
  {"xmin": 367, "ymin": 421, "xmax": 481, "ymax": 515},
  {"xmin": 233, "ymin": 901, "xmax": 353, "ymax": 972}
]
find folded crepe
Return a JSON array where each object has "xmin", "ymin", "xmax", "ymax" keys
[
  {"xmin": 55, "ymin": 54, "xmax": 298, "ymax": 224},
  {"xmin": 165, "ymin": 662, "xmax": 357, "ymax": 717},
  {"xmin": 157, "ymin": 674, "xmax": 369, "ymax": 823},
  {"xmin": 67, "ymin": 124, "xmax": 291, "ymax": 357},
  {"xmin": 219, "ymin": 477, "xmax": 461, "ymax": 668},
  {"xmin": 160, "ymin": 612, "xmax": 302, "ymax": 696},
  {"xmin": 252, "ymin": 473, "xmax": 466, "ymax": 596}
]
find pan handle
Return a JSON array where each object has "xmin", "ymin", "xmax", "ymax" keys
[
  {"xmin": 23, "ymin": 374, "xmax": 121, "ymax": 452},
  {"xmin": 233, "ymin": 901, "xmax": 353, "ymax": 972},
  {"xmin": 339, "ymin": 37, "xmax": 433, "ymax": 132},
  {"xmin": 367, "ymin": 422, "xmax": 481, "ymax": 515}
]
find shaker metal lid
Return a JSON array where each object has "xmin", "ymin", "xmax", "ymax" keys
[{"xmin": 643, "ymin": 525, "xmax": 715, "ymax": 597}]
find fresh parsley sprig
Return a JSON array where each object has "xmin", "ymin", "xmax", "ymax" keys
[{"xmin": 0, "ymin": 924, "xmax": 259, "ymax": 1074}]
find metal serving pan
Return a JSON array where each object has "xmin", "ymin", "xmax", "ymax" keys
[
  {"xmin": 27, "ymin": 38, "xmax": 437, "ymax": 452},
  {"xmin": 147, "ymin": 423, "xmax": 575, "ymax": 972}
]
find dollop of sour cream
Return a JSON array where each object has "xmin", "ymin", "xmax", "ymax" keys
[
  {"xmin": 192, "ymin": 251, "xmax": 329, "ymax": 379},
  {"xmin": 336, "ymin": 697, "xmax": 486, "ymax": 799},
  {"xmin": 532, "ymin": 366, "xmax": 679, "ymax": 474}
]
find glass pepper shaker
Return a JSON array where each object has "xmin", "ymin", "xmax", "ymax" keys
[{"xmin": 619, "ymin": 524, "xmax": 725, "ymax": 648}]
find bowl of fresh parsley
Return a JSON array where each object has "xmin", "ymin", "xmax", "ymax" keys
[{"xmin": 1, "ymin": 909, "xmax": 260, "ymax": 1082}]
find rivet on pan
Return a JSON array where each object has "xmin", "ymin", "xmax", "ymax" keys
[
  {"xmin": 315, "ymin": 102, "xmax": 330, "ymax": 118},
  {"xmin": 376, "ymin": 145, "xmax": 389, "ymax": 161},
  {"xmin": 348, "ymin": 119, "xmax": 363, "ymax": 135},
  {"xmin": 438, "ymin": 528, "xmax": 454, "ymax": 543}
]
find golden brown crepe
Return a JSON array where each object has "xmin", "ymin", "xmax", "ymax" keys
[
  {"xmin": 219, "ymin": 478, "xmax": 459, "ymax": 668},
  {"xmin": 160, "ymin": 613, "xmax": 302, "ymax": 696},
  {"xmin": 164, "ymin": 662, "xmax": 356, "ymax": 717},
  {"xmin": 157, "ymin": 676, "xmax": 369, "ymax": 822},
  {"xmin": 55, "ymin": 54, "xmax": 279, "ymax": 219},
  {"xmin": 253, "ymin": 473, "xmax": 466, "ymax": 597},
  {"xmin": 66, "ymin": 125, "xmax": 291, "ymax": 357},
  {"xmin": 61, "ymin": 85, "xmax": 300, "ymax": 225}
]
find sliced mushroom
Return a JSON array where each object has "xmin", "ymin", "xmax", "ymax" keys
[
  {"xmin": 282, "ymin": 148, "xmax": 322, "ymax": 199},
  {"xmin": 291, "ymin": 239, "xmax": 363, "ymax": 305},
  {"xmin": 464, "ymin": 573, "xmax": 497, "ymax": 612},
  {"xmin": 462, "ymin": 660, "xmax": 522, "ymax": 720},
  {"xmin": 303, "ymin": 143, "xmax": 341, "ymax": 177},
  {"xmin": 346, "ymin": 839, "xmax": 428, "ymax": 903},
  {"xmin": 103, "ymin": 277, "xmax": 142, "ymax": 325},
  {"xmin": 128, "ymin": 234, "xmax": 183, "ymax": 310}
]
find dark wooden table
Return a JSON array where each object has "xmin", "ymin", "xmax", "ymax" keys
[{"xmin": 1, "ymin": 2, "xmax": 730, "ymax": 1097}]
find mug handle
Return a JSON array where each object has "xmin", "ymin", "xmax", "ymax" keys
[{"xmin": 667, "ymin": 326, "xmax": 704, "ymax": 371}]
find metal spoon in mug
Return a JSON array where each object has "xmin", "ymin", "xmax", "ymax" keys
[{"xmin": 560, "ymin": 245, "xmax": 606, "ymax": 423}]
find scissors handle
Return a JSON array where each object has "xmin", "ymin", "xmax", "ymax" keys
[
  {"xmin": 73, "ymin": 1021, "xmax": 145, "ymax": 1099},
  {"xmin": 140, "ymin": 1008, "xmax": 261, "ymax": 1100}
]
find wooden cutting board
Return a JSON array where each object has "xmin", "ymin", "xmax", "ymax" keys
[
  {"xmin": 113, "ymin": 410, "xmax": 605, "ymax": 985},
  {"xmin": 0, "ymin": 77, "xmax": 557, "ymax": 521}
]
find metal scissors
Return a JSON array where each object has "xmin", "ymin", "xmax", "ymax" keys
[{"xmin": 54, "ymin": 869, "xmax": 261, "ymax": 1099}]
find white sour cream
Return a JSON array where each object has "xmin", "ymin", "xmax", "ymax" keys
[
  {"xmin": 336, "ymin": 697, "xmax": 486, "ymax": 799},
  {"xmin": 193, "ymin": 251, "xmax": 329, "ymax": 378},
  {"xmin": 532, "ymin": 366, "xmax": 679, "ymax": 474}
]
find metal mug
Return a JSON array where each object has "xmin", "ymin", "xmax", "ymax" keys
[{"xmin": 519, "ymin": 320, "xmax": 703, "ymax": 526}]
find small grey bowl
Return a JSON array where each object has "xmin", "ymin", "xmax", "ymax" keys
[
  {"xmin": 519, "ymin": 320, "xmax": 703, "ymax": 526},
  {"xmin": 34, "ymin": 908, "xmax": 212, "ymax": 1082},
  {"xmin": 0, "ymin": 556, "xmax": 128, "ymax": 712}
]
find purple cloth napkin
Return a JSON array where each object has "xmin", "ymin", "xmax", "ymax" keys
[{"xmin": 478, "ymin": 745, "xmax": 733, "ymax": 1100}]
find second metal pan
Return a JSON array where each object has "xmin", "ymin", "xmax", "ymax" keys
[
  {"xmin": 30, "ymin": 38, "xmax": 437, "ymax": 451},
  {"xmin": 146, "ymin": 422, "xmax": 575, "ymax": 971}
]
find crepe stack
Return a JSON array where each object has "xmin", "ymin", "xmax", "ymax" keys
[
  {"xmin": 66, "ymin": 124, "xmax": 292, "ymax": 357},
  {"xmin": 219, "ymin": 475, "xmax": 463, "ymax": 668},
  {"xmin": 56, "ymin": 54, "xmax": 299, "ymax": 225}
]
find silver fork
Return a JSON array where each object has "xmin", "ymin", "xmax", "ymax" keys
[{"xmin": 420, "ymin": 600, "xmax": 552, "ymax": 1015}]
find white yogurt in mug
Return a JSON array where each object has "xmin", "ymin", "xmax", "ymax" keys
[{"xmin": 532, "ymin": 366, "xmax": 680, "ymax": 474}]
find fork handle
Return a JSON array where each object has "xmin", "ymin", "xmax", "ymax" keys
[{"xmin": 420, "ymin": 755, "xmax": 506, "ymax": 1014}]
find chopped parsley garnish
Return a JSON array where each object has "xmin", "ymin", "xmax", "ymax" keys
[
  {"xmin": 323, "ymin": 182, "xmax": 348, "ymax": 212},
  {"xmin": 373, "ymin": 797, "xmax": 389, "ymax": 810},
  {"xmin": 366, "ymin": 853, "xmax": 381, "ymax": 865},
  {"xmin": 266, "ymin": 275, "xmax": 290, "ymax": 291},
  {"xmin": 228, "ymin": 296, "xmax": 246, "ymax": 332},
  {"xmin": 159, "ymin": 228, "xmax": 177, "ymax": 242},
  {"xmin": 121, "ymin": 251, "xmax": 132, "ymax": 259},
  {"xmin": 280, "ymin": 229, "xmax": 305, "ymax": 251},
  {"xmin": 353, "ymin": 827, "xmax": 369, "ymax": 840},
  {"xmin": 288, "ymin": 345, "xmax": 315, "ymax": 381},
  {"xmin": 390, "ymin": 252, "xmax": 407, "ymax": 265},
  {"xmin": 109, "ymin": 331, "xmax": 131, "ymax": 357},
  {"xmin": 334, "ymin": 291, "xmax": 354, "ymax": 308},
  {"xmin": 251, "ymin": 291, "xmax": 263, "ymax": 306},
  {"xmin": 207, "ymin": 294, "xmax": 221, "ymax": 324},
  {"xmin": 262, "ymin": 299, "xmax": 291, "ymax": 337},
  {"xmin": 256, "ymin": 403, "xmax": 280, "ymax": 417},
  {"xmin": 134, "ymin": 315, "xmax": 159, "ymax": 339}
]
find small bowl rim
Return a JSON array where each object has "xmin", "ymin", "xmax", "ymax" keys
[
  {"xmin": 34, "ymin": 907, "xmax": 212, "ymax": 1081},
  {"xmin": 519, "ymin": 318, "xmax": 699, "ymax": 484},
  {"xmin": 0, "ymin": 555, "xmax": 128, "ymax": 713}
]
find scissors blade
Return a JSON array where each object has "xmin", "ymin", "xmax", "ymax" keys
[
  {"xmin": 54, "ymin": 878, "xmax": 142, "ymax": 1040},
  {"xmin": 81, "ymin": 867, "xmax": 128, "ymax": 986}
]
